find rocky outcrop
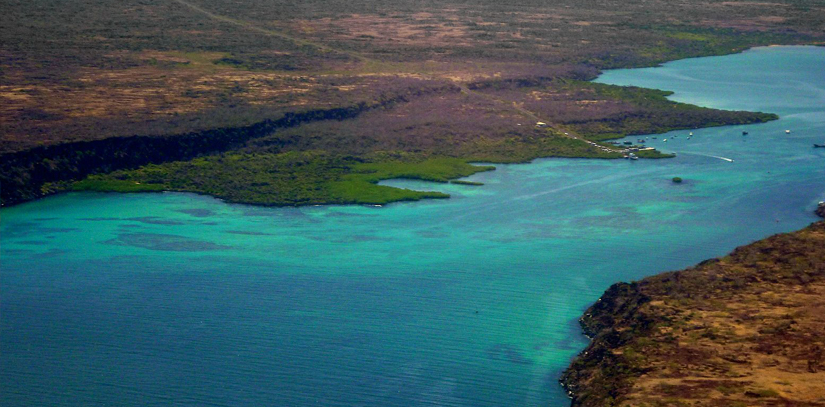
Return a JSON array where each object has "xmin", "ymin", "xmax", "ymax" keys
[
  {"xmin": 562, "ymin": 221, "xmax": 825, "ymax": 407},
  {"xmin": 560, "ymin": 282, "xmax": 655, "ymax": 406}
]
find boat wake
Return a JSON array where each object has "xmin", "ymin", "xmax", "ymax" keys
[{"xmin": 679, "ymin": 152, "xmax": 734, "ymax": 162}]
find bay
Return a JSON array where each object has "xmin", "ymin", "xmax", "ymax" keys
[{"xmin": 2, "ymin": 46, "xmax": 823, "ymax": 406}]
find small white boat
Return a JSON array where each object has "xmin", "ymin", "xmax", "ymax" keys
[{"xmin": 786, "ymin": 130, "xmax": 791, "ymax": 134}]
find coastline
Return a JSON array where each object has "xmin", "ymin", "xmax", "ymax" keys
[
  {"xmin": 4, "ymin": 1, "xmax": 825, "ymax": 404},
  {"xmin": 1, "ymin": 72, "xmax": 775, "ymax": 208},
  {"xmin": 561, "ymin": 217, "xmax": 825, "ymax": 406},
  {"xmin": 4, "ymin": 0, "xmax": 824, "ymax": 210}
]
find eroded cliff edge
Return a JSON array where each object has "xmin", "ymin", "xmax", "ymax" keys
[{"xmin": 562, "ymin": 220, "xmax": 825, "ymax": 407}]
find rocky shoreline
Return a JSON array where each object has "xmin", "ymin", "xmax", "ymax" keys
[{"xmin": 562, "ymin": 220, "xmax": 825, "ymax": 406}]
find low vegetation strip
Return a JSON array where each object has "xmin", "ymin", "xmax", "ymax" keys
[
  {"xmin": 0, "ymin": 84, "xmax": 456, "ymax": 207},
  {"xmin": 562, "ymin": 221, "xmax": 825, "ymax": 407},
  {"xmin": 0, "ymin": 105, "xmax": 362, "ymax": 207},
  {"xmin": 73, "ymin": 152, "xmax": 494, "ymax": 206}
]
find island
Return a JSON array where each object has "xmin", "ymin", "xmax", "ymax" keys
[
  {"xmin": 3, "ymin": 0, "xmax": 822, "ymax": 207},
  {"xmin": 562, "ymin": 219, "xmax": 825, "ymax": 406}
]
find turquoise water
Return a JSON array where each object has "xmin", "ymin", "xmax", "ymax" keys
[{"xmin": 2, "ymin": 46, "xmax": 823, "ymax": 406}]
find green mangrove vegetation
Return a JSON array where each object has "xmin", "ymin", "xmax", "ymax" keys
[{"xmin": 73, "ymin": 151, "xmax": 494, "ymax": 206}]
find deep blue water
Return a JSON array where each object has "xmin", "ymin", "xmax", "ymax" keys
[{"xmin": 1, "ymin": 46, "xmax": 823, "ymax": 406}]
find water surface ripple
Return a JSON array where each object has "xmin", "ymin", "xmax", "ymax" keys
[{"xmin": 2, "ymin": 46, "xmax": 824, "ymax": 406}]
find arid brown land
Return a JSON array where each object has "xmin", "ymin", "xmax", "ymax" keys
[
  {"xmin": 563, "ymin": 220, "xmax": 825, "ymax": 407},
  {"xmin": 2, "ymin": 0, "xmax": 823, "ymax": 206}
]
